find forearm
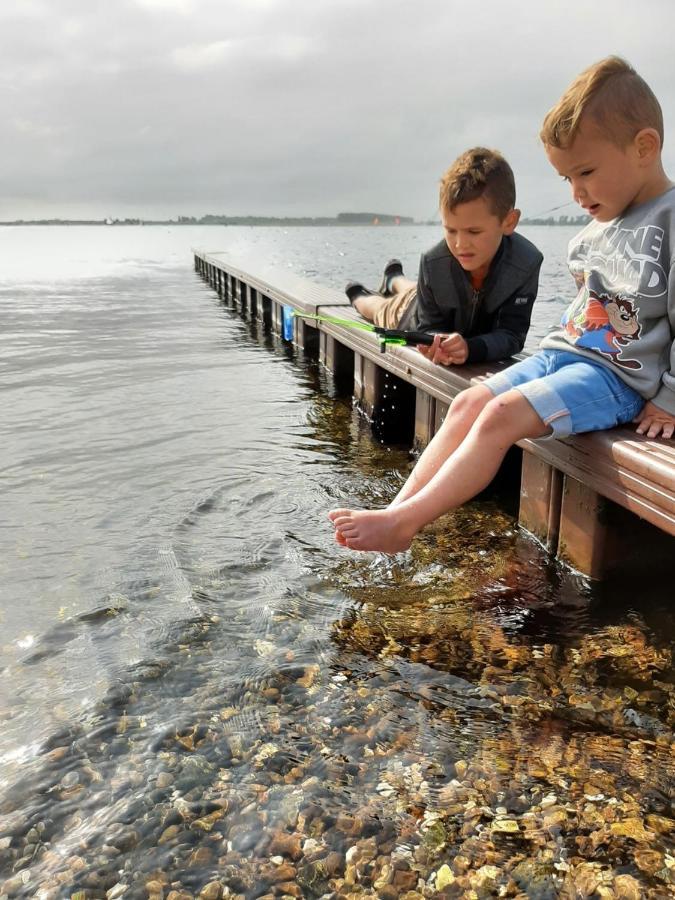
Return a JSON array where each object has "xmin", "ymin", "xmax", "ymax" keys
[{"xmin": 466, "ymin": 329, "xmax": 524, "ymax": 363}]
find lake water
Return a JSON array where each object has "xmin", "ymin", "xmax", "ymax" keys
[{"xmin": 1, "ymin": 226, "xmax": 673, "ymax": 898}]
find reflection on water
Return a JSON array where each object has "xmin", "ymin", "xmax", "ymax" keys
[{"xmin": 0, "ymin": 228, "xmax": 673, "ymax": 898}]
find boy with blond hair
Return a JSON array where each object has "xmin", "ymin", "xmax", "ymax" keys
[
  {"xmin": 330, "ymin": 56, "xmax": 675, "ymax": 553},
  {"xmin": 346, "ymin": 148, "xmax": 543, "ymax": 366}
]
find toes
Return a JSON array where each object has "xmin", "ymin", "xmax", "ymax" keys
[
  {"xmin": 333, "ymin": 519, "xmax": 359, "ymax": 539},
  {"xmin": 328, "ymin": 508, "xmax": 350, "ymax": 523},
  {"xmin": 332, "ymin": 515, "xmax": 353, "ymax": 531}
]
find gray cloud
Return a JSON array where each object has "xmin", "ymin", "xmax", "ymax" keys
[{"xmin": 1, "ymin": 0, "xmax": 674, "ymax": 219}]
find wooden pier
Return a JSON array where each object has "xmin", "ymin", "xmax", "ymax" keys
[{"xmin": 194, "ymin": 250, "xmax": 675, "ymax": 579}]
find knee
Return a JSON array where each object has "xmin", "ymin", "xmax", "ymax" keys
[
  {"xmin": 474, "ymin": 391, "xmax": 523, "ymax": 438},
  {"xmin": 449, "ymin": 385, "xmax": 493, "ymax": 421}
]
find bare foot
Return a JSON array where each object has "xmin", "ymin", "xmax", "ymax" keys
[
  {"xmin": 327, "ymin": 509, "xmax": 349, "ymax": 545},
  {"xmin": 328, "ymin": 507, "xmax": 418, "ymax": 553}
]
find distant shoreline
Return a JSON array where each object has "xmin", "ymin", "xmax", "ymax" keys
[
  {"xmin": 0, "ymin": 213, "xmax": 415, "ymax": 228},
  {"xmin": 0, "ymin": 216, "xmax": 588, "ymax": 227}
]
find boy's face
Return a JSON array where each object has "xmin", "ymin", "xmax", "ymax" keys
[
  {"xmin": 441, "ymin": 196, "xmax": 518, "ymax": 278},
  {"xmin": 546, "ymin": 125, "xmax": 650, "ymax": 222}
]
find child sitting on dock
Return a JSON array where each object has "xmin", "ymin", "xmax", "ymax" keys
[
  {"xmin": 345, "ymin": 147, "xmax": 543, "ymax": 366},
  {"xmin": 330, "ymin": 56, "xmax": 675, "ymax": 553}
]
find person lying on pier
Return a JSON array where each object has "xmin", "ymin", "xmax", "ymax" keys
[
  {"xmin": 330, "ymin": 56, "xmax": 675, "ymax": 553},
  {"xmin": 345, "ymin": 147, "xmax": 543, "ymax": 366}
]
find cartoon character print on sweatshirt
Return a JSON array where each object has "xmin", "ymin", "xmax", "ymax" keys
[
  {"xmin": 561, "ymin": 216, "xmax": 672, "ymax": 373},
  {"xmin": 561, "ymin": 272, "xmax": 642, "ymax": 370}
]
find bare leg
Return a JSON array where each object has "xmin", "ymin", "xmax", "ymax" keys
[
  {"xmin": 333, "ymin": 383, "xmax": 490, "ymax": 543},
  {"xmin": 329, "ymin": 390, "xmax": 550, "ymax": 552},
  {"xmin": 390, "ymin": 384, "xmax": 494, "ymax": 507},
  {"xmin": 352, "ymin": 292, "xmax": 386, "ymax": 322},
  {"xmin": 389, "ymin": 275, "xmax": 416, "ymax": 294},
  {"xmin": 352, "ymin": 276, "xmax": 415, "ymax": 323}
]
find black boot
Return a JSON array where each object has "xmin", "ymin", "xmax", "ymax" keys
[
  {"xmin": 377, "ymin": 259, "xmax": 404, "ymax": 296},
  {"xmin": 345, "ymin": 281, "xmax": 377, "ymax": 304}
]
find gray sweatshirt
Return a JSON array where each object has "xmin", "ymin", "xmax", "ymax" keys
[{"xmin": 541, "ymin": 186, "xmax": 675, "ymax": 415}]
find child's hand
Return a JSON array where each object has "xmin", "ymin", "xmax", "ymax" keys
[
  {"xmin": 633, "ymin": 401, "xmax": 675, "ymax": 439},
  {"xmin": 417, "ymin": 333, "xmax": 468, "ymax": 366}
]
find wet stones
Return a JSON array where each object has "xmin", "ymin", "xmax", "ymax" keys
[
  {"xmin": 109, "ymin": 827, "xmax": 141, "ymax": 853},
  {"xmin": 267, "ymin": 832, "xmax": 303, "ymax": 860},
  {"xmin": 155, "ymin": 772, "xmax": 174, "ymax": 790},
  {"xmin": 296, "ymin": 859, "xmax": 330, "ymax": 896},
  {"xmin": 2, "ymin": 551, "xmax": 674, "ymax": 900}
]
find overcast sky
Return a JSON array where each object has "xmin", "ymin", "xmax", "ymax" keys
[{"xmin": 2, "ymin": 0, "xmax": 674, "ymax": 221}]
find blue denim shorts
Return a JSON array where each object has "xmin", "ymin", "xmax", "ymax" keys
[{"xmin": 484, "ymin": 349, "xmax": 645, "ymax": 438}]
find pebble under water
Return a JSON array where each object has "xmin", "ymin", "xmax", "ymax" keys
[{"xmin": 1, "ymin": 227, "xmax": 673, "ymax": 899}]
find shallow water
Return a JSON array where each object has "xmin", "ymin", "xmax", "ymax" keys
[{"xmin": 0, "ymin": 226, "xmax": 673, "ymax": 898}]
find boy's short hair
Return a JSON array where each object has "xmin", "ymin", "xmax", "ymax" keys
[
  {"xmin": 540, "ymin": 56, "xmax": 664, "ymax": 149},
  {"xmin": 439, "ymin": 148, "xmax": 516, "ymax": 220}
]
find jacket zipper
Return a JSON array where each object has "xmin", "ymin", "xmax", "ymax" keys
[{"xmin": 468, "ymin": 288, "xmax": 481, "ymax": 333}]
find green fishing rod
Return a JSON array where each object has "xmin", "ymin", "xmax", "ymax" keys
[{"xmin": 291, "ymin": 310, "xmax": 434, "ymax": 353}]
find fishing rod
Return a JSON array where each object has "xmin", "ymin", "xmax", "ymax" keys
[
  {"xmin": 291, "ymin": 310, "xmax": 434, "ymax": 353},
  {"xmin": 524, "ymin": 200, "xmax": 579, "ymax": 220}
]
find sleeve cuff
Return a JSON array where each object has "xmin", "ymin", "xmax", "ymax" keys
[
  {"xmin": 466, "ymin": 336, "xmax": 488, "ymax": 363},
  {"xmin": 651, "ymin": 384, "xmax": 675, "ymax": 417}
]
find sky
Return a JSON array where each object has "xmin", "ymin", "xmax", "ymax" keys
[{"xmin": 2, "ymin": 0, "xmax": 674, "ymax": 221}]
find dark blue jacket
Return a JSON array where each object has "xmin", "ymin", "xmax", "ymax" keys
[{"xmin": 401, "ymin": 232, "xmax": 543, "ymax": 363}]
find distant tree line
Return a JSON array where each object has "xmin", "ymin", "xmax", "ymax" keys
[
  {"xmin": 1, "ymin": 212, "xmax": 588, "ymax": 227},
  {"xmin": 0, "ymin": 212, "xmax": 416, "ymax": 227},
  {"xmin": 520, "ymin": 214, "xmax": 591, "ymax": 226},
  {"xmin": 0, "ymin": 217, "xmax": 143, "ymax": 226},
  {"xmin": 176, "ymin": 212, "xmax": 415, "ymax": 226}
]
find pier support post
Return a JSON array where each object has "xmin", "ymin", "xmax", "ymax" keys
[
  {"xmin": 320, "ymin": 333, "xmax": 353, "ymax": 384},
  {"xmin": 354, "ymin": 356, "xmax": 384, "ymax": 419},
  {"xmin": 414, "ymin": 390, "xmax": 436, "ymax": 451},
  {"xmin": 248, "ymin": 287, "xmax": 258, "ymax": 318},
  {"xmin": 415, "ymin": 394, "xmax": 450, "ymax": 452},
  {"xmin": 372, "ymin": 371, "xmax": 415, "ymax": 443},
  {"xmin": 272, "ymin": 302, "xmax": 283, "ymax": 335},
  {"xmin": 519, "ymin": 455, "xmax": 564, "ymax": 553},
  {"xmin": 556, "ymin": 476, "xmax": 612, "ymax": 578},
  {"xmin": 294, "ymin": 318, "xmax": 319, "ymax": 354},
  {"xmin": 558, "ymin": 476, "xmax": 675, "ymax": 578},
  {"xmin": 435, "ymin": 400, "xmax": 449, "ymax": 433},
  {"xmin": 258, "ymin": 295, "xmax": 271, "ymax": 327}
]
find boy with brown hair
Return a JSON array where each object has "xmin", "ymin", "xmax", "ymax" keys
[
  {"xmin": 346, "ymin": 147, "xmax": 543, "ymax": 366},
  {"xmin": 330, "ymin": 56, "xmax": 675, "ymax": 553}
]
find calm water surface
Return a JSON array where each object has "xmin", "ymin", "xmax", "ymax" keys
[{"xmin": 0, "ymin": 226, "xmax": 673, "ymax": 898}]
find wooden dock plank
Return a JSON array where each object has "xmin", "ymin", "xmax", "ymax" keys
[
  {"xmin": 313, "ymin": 303, "xmax": 521, "ymax": 401},
  {"xmin": 520, "ymin": 432, "xmax": 675, "ymax": 534},
  {"xmin": 200, "ymin": 251, "xmax": 349, "ymax": 314}
]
